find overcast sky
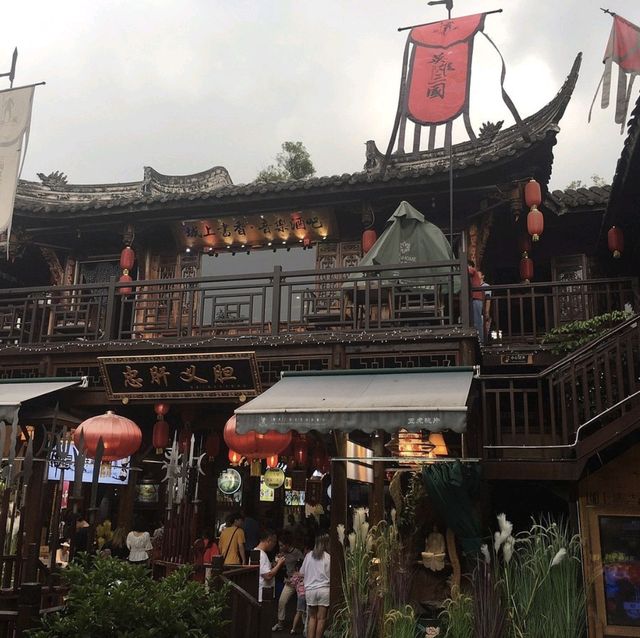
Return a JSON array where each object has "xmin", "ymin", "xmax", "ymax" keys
[{"xmin": 2, "ymin": 0, "xmax": 638, "ymax": 192}]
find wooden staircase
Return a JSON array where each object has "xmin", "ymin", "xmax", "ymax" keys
[{"xmin": 480, "ymin": 315, "xmax": 640, "ymax": 480}]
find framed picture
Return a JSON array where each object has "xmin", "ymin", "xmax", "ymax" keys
[
  {"xmin": 135, "ymin": 483, "xmax": 159, "ymax": 504},
  {"xmin": 284, "ymin": 477, "xmax": 293, "ymax": 490}
]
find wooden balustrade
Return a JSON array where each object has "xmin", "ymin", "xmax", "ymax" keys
[{"xmin": 481, "ymin": 315, "xmax": 640, "ymax": 460}]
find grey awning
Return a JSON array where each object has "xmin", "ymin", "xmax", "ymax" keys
[
  {"xmin": 0, "ymin": 377, "xmax": 87, "ymax": 422},
  {"xmin": 235, "ymin": 367, "xmax": 474, "ymax": 434}
]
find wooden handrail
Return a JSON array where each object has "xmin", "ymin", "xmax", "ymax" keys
[{"xmin": 480, "ymin": 314, "xmax": 639, "ymax": 381}]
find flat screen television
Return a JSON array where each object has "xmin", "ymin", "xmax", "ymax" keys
[{"xmin": 47, "ymin": 445, "xmax": 130, "ymax": 485}]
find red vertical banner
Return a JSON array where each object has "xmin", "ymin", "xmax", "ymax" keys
[{"xmin": 406, "ymin": 13, "xmax": 486, "ymax": 125}]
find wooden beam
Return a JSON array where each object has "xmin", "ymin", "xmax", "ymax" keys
[{"xmin": 329, "ymin": 431, "xmax": 348, "ymax": 614}]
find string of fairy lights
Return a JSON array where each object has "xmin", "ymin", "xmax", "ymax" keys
[{"xmin": 0, "ymin": 327, "xmax": 479, "ymax": 356}]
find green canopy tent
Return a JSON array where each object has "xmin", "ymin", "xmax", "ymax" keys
[{"xmin": 350, "ymin": 200, "xmax": 460, "ymax": 292}]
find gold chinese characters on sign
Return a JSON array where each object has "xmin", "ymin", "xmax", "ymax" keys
[
  {"xmin": 98, "ymin": 352, "xmax": 261, "ymax": 400},
  {"xmin": 174, "ymin": 208, "xmax": 335, "ymax": 251}
]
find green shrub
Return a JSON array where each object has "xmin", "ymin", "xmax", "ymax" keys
[
  {"xmin": 28, "ymin": 556, "xmax": 228, "ymax": 638},
  {"xmin": 542, "ymin": 310, "xmax": 631, "ymax": 355}
]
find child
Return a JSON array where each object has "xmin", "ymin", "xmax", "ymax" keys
[{"xmin": 289, "ymin": 559, "xmax": 306, "ymax": 635}]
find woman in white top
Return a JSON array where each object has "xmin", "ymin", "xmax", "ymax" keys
[
  {"xmin": 126, "ymin": 527, "xmax": 153, "ymax": 565},
  {"xmin": 300, "ymin": 534, "xmax": 330, "ymax": 638}
]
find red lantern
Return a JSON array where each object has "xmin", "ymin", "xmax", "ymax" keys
[
  {"xmin": 152, "ymin": 419, "xmax": 170, "ymax": 453},
  {"xmin": 228, "ymin": 449, "xmax": 242, "ymax": 465},
  {"xmin": 118, "ymin": 273, "xmax": 133, "ymax": 295},
  {"xmin": 608, "ymin": 226, "xmax": 624, "ymax": 258},
  {"xmin": 520, "ymin": 255, "xmax": 534, "ymax": 282},
  {"xmin": 205, "ymin": 432, "xmax": 221, "ymax": 459},
  {"xmin": 178, "ymin": 426, "xmax": 192, "ymax": 454},
  {"xmin": 527, "ymin": 206, "xmax": 544, "ymax": 242},
  {"xmin": 362, "ymin": 229, "xmax": 377, "ymax": 254},
  {"xmin": 74, "ymin": 411, "xmax": 142, "ymax": 462},
  {"xmin": 154, "ymin": 402, "xmax": 170, "ymax": 417},
  {"xmin": 292, "ymin": 434, "xmax": 309, "ymax": 468},
  {"xmin": 223, "ymin": 416, "xmax": 292, "ymax": 460},
  {"xmin": 303, "ymin": 237, "xmax": 312, "ymax": 248},
  {"xmin": 518, "ymin": 233, "xmax": 532, "ymax": 256},
  {"xmin": 524, "ymin": 179, "xmax": 542, "ymax": 208},
  {"xmin": 266, "ymin": 454, "xmax": 279, "ymax": 469},
  {"xmin": 119, "ymin": 246, "xmax": 135, "ymax": 271}
]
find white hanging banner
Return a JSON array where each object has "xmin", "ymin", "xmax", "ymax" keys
[{"xmin": 0, "ymin": 85, "xmax": 35, "ymax": 237}]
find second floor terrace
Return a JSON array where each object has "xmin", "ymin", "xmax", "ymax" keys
[{"xmin": 0, "ymin": 256, "xmax": 635, "ymax": 355}]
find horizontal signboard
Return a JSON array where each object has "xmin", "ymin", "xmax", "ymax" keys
[{"xmin": 98, "ymin": 352, "xmax": 262, "ymax": 400}]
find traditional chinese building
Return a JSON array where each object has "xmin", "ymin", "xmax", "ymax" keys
[{"xmin": 0, "ymin": 24, "xmax": 637, "ymax": 636}]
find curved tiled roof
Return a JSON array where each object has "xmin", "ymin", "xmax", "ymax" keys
[
  {"xmin": 14, "ymin": 54, "xmax": 582, "ymax": 219},
  {"xmin": 547, "ymin": 185, "xmax": 611, "ymax": 214}
]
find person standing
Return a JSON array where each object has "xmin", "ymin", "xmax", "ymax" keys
[
  {"xmin": 289, "ymin": 559, "xmax": 306, "ymax": 635},
  {"xmin": 126, "ymin": 524, "xmax": 152, "ymax": 566},
  {"xmin": 272, "ymin": 531, "xmax": 303, "ymax": 631},
  {"xmin": 255, "ymin": 529, "xmax": 286, "ymax": 603},
  {"xmin": 218, "ymin": 511, "xmax": 246, "ymax": 565},
  {"xmin": 300, "ymin": 534, "xmax": 330, "ymax": 638},
  {"xmin": 468, "ymin": 260, "xmax": 485, "ymax": 344}
]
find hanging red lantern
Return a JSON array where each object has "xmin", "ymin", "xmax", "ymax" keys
[
  {"xmin": 152, "ymin": 419, "xmax": 170, "ymax": 453},
  {"xmin": 292, "ymin": 434, "xmax": 309, "ymax": 468},
  {"xmin": 519, "ymin": 254, "xmax": 534, "ymax": 282},
  {"xmin": 178, "ymin": 426, "xmax": 192, "ymax": 454},
  {"xmin": 154, "ymin": 402, "xmax": 170, "ymax": 417},
  {"xmin": 119, "ymin": 246, "xmax": 136, "ymax": 271},
  {"xmin": 205, "ymin": 432, "xmax": 221, "ymax": 459},
  {"xmin": 266, "ymin": 454, "xmax": 279, "ymax": 469},
  {"xmin": 527, "ymin": 206, "xmax": 544, "ymax": 242},
  {"xmin": 74, "ymin": 411, "xmax": 142, "ymax": 462},
  {"xmin": 223, "ymin": 415, "xmax": 292, "ymax": 460},
  {"xmin": 118, "ymin": 273, "xmax": 133, "ymax": 295},
  {"xmin": 518, "ymin": 233, "xmax": 532, "ymax": 256},
  {"xmin": 524, "ymin": 179, "xmax": 542, "ymax": 208},
  {"xmin": 362, "ymin": 229, "xmax": 377, "ymax": 254},
  {"xmin": 228, "ymin": 449, "xmax": 242, "ymax": 465},
  {"xmin": 608, "ymin": 226, "xmax": 624, "ymax": 258}
]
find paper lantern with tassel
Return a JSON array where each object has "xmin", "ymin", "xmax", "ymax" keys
[{"xmin": 608, "ymin": 226, "xmax": 624, "ymax": 258}]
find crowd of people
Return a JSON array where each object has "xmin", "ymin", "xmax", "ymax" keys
[{"xmin": 204, "ymin": 510, "xmax": 330, "ymax": 636}]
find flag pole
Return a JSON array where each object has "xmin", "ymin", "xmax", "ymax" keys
[
  {"xmin": 398, "ymin": 8, "xmax": 502, "ymax": 32},
  {"xmin": 0, "ymin": 48, "xmax": 18, "ymax": 87}
]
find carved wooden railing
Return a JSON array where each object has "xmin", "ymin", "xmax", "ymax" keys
[
  {"xmin": 481, "ymin": 315, "xmax": 640, "ymax": 461},
  {"xmin": 0, "ymin": 257, "xmax": 470, "ymax": 344},
  {"xmin": 479, "ymin": 277, "xmax": 638, "ymax": 345}
]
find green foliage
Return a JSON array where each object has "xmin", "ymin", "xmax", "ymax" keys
[
  {"xmin": 383, "ymin": 605, "xmax": 417, "ymax": 638},
  {"xmin": 566, "ymin": 174, "xmax": 607, "ymax": 189},
  {"xmin": 501, "ymin": 519, "xmax": 585, "ymax": 638},
  {"xmin": 542, "ymin": 310, "xmax": 631, "ymax": 355},
  {"xmin": 256, "ymin": 141, "xmax": 315, "ymax": 182},
  {"xmin": 440, "ymin": 592, "xmax": 474, "ymax": 638},
  {"xmin": 440, "ymin": 517, "xmax": 585, "ymax": 638},
  {"xmin": 28, "ymin": 556, "xmax": 228, "ymax": 638}
]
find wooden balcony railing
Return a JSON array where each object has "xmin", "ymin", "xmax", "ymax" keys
[
  {"xmin": 479, "ymin": 277, "xmax": 639, "ymax": 345},
  {"xmin": 0, "ymin": 257, "xmax": 470, "ymax": 345},
  {"xmin": 0, "ymin": 264, "xmax": 635, "ymax": 348},
  {"xmin": 481, "ymin": 315, "xmax": 640, "ymax": 460}
]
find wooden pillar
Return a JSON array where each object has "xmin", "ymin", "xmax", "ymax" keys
[
  {"xmin": 330, "ymin": 431, "xmax": 348, "ymax": 614},
  {"xmin": 369, "ymin": 431, "xmax": 385, "ymax": 526},
  {"xmin": 116, "ymin": 469, "xmax": 138, "ymax": 530}
]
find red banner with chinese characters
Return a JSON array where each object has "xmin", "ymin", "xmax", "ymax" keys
[{"xmin": 406, "ymin": 13, "xmax": 486, "ymax": 125}]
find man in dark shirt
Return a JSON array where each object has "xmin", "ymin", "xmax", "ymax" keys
[{"xmin": 272, "ymin": 530, "xmax": 303, "ymax": 631}]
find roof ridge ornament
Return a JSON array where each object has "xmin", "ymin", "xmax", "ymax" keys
[{"xmin": 37, "ymin": 171, "xmax": 68, "ymax": 190}]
